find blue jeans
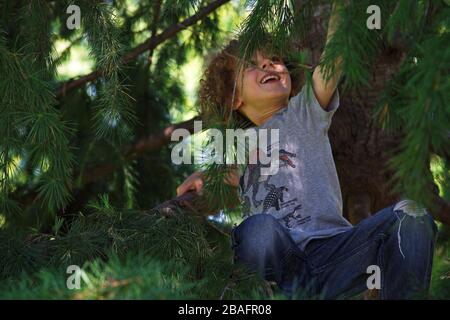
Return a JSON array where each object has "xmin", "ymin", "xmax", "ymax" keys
[{"xmin": 230, "ymin": 200, "xmax": 438, "ymax": 299}]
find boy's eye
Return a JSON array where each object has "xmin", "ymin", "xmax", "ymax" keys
[
  {"xmin": 271, "ymin": 56, "xmax": 282, "ymax": 63},
  {"xmin": 244, "ymin": 60, "xmax": 256, "ymax": 70}
]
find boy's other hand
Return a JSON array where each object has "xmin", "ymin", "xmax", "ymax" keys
[
  {"xmin": 176, "ymin": 168, "xmax": 240, "ymax": 197},
  {"xmin": 176, "ymin": 171, "xmax": 204, "ymax": 196}
]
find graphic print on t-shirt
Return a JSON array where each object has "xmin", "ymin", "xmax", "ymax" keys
[
  {"xmin": 239, "ymin": 146, "xmax": 312, "ymax": 229},
  {"xmin": 282, "ymin": 203, "xmax": 310, "ymax": 228},
  {"xmin": 261, "ymin": 182, "xmax": 288, "ymax": 212},
  {"xmin": 240, "ymin": 148, "xmax": 296, "ymax": 208}
]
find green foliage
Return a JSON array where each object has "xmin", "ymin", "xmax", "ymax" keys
[
  {"xmin": 0, "ymin": 33, "xmax": 74, "ymax": 215},
  {"xmin": 77, "ymin": 0, "xmax": 137, "ymax": 143},
  {"xmin": 0, "ymin": 195, "xmax": 270, "ymax": 299},
  {"xmin": 0, "ymin": 0, "xmax": 240, "ymax": 225},
  {"xmin": 320, "ymin": 0, "xmax": 380, "ymax": 89},
  {"xmin": 238, "ymin": 0, "xmax": 307, "ymax": 60},
  {"xmin": 0, "ymin": 253, "xmax": 197, "ymax": 300},
  {"xmin": 430, "ymin": 240, "xmax": 450, "ymax": 299},
  {"xmin": 374, "ymin": 2, "xmax": 450, "ymax": 208},
  {"xmin": 19, "ymin": 0, "xmax": 56, "ymax": 75},
  {"xmin": 0, "ymin": 250, "xmax": 273, "ymax": 300}
]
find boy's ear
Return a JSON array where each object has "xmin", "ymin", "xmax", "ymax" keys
[{"xmin": 233, "ymin": 96, "xmax": 243, "ymax": 110}]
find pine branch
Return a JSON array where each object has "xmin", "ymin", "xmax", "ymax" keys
[
  {"xmin": 146, "ymin": 0, "xmax": 163, "ymax": 68},
  {"xmin": 0, "ymin": 201, "xmax": 213, "ymax": 284},
  {"xmin": 80, "ymin": 116, "xmax": 200, "ymax": 185},
  {"xmin": 16, "ymin": 117, "xmax": 200, "ymax": 207},
  {"xmin": 55, "ymin": 0, "xmax": 231, "ymax": 98},
  {"xmin": 375, "ymin": 4, "xmax": 450, "ymax": 210},
  {"xmin": 0, "ymin": 34, "xmax": 74, "ymax": 213},
  {"xmin": 431, "ymin": 192, "xmax": 450, "ymax": 227}
]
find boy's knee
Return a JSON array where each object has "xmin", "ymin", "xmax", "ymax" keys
[
  {"xmin": 393, "ymin": 199, "xmax": 427, "ymax": 217},
  {"xmin": 235, "ymin": 214, "xmax": 279, "ymax": 237},
  {"xmin": 233, "ymin": 214, "xmax": 280, "ymax": 248},
  {"xmin": 392, "ymin": 199, "xmax": 438, "ymax": 235}
]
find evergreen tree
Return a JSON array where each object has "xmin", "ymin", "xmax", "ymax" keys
[{"xmin": 0, "ymin": 0, "xmax": 448, "ymax": 299}]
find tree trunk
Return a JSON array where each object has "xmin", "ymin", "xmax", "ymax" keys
[
  {"xmin": 295, "ymin": 3, "xmax": 406, "ymax": 224},
  {"xmin": 332, "ymin": 50, "xmax": 406, "ymax": 224}
]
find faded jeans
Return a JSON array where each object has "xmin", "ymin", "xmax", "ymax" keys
[{"xmin": 230, "ymin": 199, "xmax": 438, "ymax": 299}]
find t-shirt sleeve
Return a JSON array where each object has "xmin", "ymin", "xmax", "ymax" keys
[{"xmin": 287, "ymin": 83, "xmax": 340, "ymax": 134}]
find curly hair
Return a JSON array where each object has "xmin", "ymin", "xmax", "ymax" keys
[{"xmin": 198, "ymin": 39, "xmax": 303, "ymax": 128}]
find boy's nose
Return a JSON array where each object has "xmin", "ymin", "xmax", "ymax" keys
[{"xmin": 261, "ymin": 58, "xmax": 275, "ymax": 70}]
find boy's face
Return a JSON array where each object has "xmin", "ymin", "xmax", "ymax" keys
[{"xmin": 234, "ymin": 50, "xmax": 291, "ymax": 123}]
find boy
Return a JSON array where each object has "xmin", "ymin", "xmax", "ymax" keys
[{"xmin": 176, "ymin": 4, "xmax": 437, "ymax": 299}]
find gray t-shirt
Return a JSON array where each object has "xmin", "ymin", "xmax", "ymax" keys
[{"xmin": 238, "ymin": 84, "xmax": 352, "ymax": 250}]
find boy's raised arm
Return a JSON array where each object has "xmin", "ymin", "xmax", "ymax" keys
[{"xmin": 312, "ymin": 1, "xmax": 343, "ymax": 110}]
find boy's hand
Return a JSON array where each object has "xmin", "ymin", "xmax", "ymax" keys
[
  {"xmin": 176, "ymin": 171, "xmax": 204, "ymax": 196},
  {"xmin": 176, "ymin": 169, "xmax": 240, "ymax": 197}
]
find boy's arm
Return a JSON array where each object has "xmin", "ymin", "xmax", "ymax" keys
[
  {"xmin": 176, "ymin": 168, "xmax": 239, "ymax": 197},
  {"xmin": 312, "ymin": 2, "xmax": 343, "ymax": 110}
]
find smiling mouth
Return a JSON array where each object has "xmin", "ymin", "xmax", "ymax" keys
[{"xmin": 260, "ymin": 72, "xmax": 281, "ymax": 84}]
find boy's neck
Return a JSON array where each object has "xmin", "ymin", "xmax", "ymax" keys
[{"xmin": 240, "ymin": 104, "xmax": 287, "ymax": 126}]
